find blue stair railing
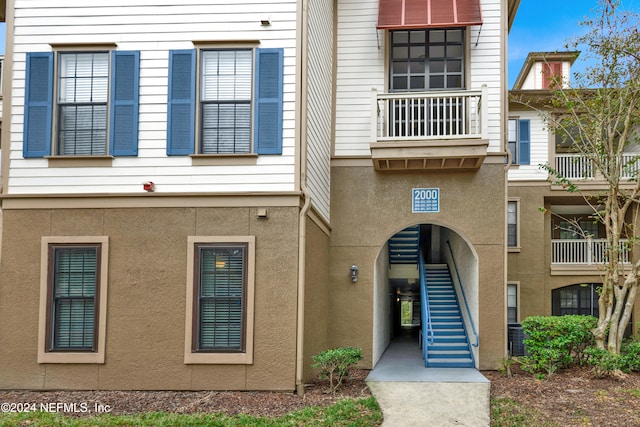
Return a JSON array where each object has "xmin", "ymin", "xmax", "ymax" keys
[
  {"xmin": 419, "ymin": 251, "xmax": 434, "ymax": 366},
  {"xmin": 446, "ymin": 240, "xmax": 479, "ymax": 348}
]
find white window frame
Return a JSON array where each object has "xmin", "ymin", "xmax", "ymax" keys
[
  {"xmin": 50, "ymin": 45, "xmax": 119, "ymax": 158},
  {"xmin": 198, "ymin": 48, "xmax": 254, "ymax": 155}
]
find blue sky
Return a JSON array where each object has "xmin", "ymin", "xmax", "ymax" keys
[{"xmin": 509, "ymin": 0, "xmax": 638, "ymax": 88}]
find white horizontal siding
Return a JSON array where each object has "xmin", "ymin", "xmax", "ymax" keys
[
  {"xmin": 468, "ymin": 0, "xmax": 503, "ymax": 153},
  {"xmin": 334, "ymin": 0, "xmax": 383, "ymax": 157},
  {"xmin": 305, "ymin": 0, "xmax": 333, "ymax": 221},
  {"xmin": 508, "ymin": 110, "xmax": 549, "ymax": 181},
  {"xmin": 334, "ymin": 0, "xmax": 505, "ymax": 157},
  {"xmin": 8, "ymin": 0, "xmax": 299, "ymax": 195}
]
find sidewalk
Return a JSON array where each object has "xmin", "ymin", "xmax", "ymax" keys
[{"xmin": 366, "ymin": 338, "xmax": 490, "ymax": 426}]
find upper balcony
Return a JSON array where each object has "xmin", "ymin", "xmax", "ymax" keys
[
  {"xmin": 554, "ymin": 153, "xmax": 639, "ymax": 183},
  {"xmin": 370, "ymin": 86, "xmax": 489, "ymax": 171},
  {"xmin": 551, "ymin": 238, "xmax": 630, "ymax": 275}
]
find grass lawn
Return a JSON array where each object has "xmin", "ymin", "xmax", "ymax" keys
[{"xmin": 0, "ymin": 396, "xmax": 381, "ymax": 427}]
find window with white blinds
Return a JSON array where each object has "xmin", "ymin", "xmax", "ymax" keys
[
  {"xmin": 507, "ymin": 283, "xmax": 518, "ymax": 323},
  {"xmin": 49, "ymin": 245, "xmax": 100, "ymax": 352},
  {"xmin": 57, "ymin": 53, "xmax": 109, "ymax": 155},
  {"xmin": 195, "ymin": 244, "xmax": 247, "ymax": 352},
  {"xmin": 508, "ymin": 201, "xmax": 518, "ymax": 248},
  {"xmin": 200, "ymin": 50, "xmax": 252, "ymax": 154}
]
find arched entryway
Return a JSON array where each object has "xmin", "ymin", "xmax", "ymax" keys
[{"xmin": 372, "ymin": 223, "xmax": 480, "ymax": 368}]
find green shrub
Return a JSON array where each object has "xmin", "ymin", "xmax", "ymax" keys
[
  {"xmin": 621, "ymin": 341, "xmax": 640, "ymax": 371},
  {"xmin": 584, "ymin": 347, "xmax": 627, "ymax": 377},
  {"xmin": 312, "ymin": 347, "xmax": 363, "ymax": 395},
  {"xmin": 520, "ymin": 315, "xmax": 597, "ymax": 376}
]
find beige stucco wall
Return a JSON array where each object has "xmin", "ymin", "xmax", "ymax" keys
[
  {"xmin": 329, "ymin": 161, "xmax": 507, "ymax": 370},
  {"xmin": 302, "ymin": 217, "xmax": 330, "ymax": 382},
  {"xmin": 0, "ymin": 206, "xmax": 300, "ymax": 390}
]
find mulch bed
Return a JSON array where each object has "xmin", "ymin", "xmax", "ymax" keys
[
  {"xmin": 0, "ymin": 369, "xmax": 373, "ymax": 418},
  {"xmin": 486, "ymin": 365, "xmax": 640, "ymax": 426}
]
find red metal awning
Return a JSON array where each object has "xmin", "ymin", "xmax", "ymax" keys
[{"xmin": 377, "ymin": 0, "xmax": 483, "ymax": 30}]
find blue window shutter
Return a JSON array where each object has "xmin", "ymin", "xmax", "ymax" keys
[
  {"xmin": 518, "ymin": 119, "xmax": 531, "ymax": 165},
  {"xmin": 23, "ymin": 52, "xmax": 54, "ymax": 158},
  {"xmin": 254, "ymin": 48, "xmax": 283, "ymax": 155},
  {"xmin": 109, "ymin": 51, "xmax": 140, "ymax": 156},
  {"xmin": 167, "ymin": 49, "xmax": 195, "ymax": 155}
]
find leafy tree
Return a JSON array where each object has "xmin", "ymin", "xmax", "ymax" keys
[{"xmin": 520, "ymin": 1, "xmax": 640, "ymax": 353}]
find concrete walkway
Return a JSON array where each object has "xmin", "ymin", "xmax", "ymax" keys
[{"xmin": 366, "ymin": 337, "xmax": 490, "ymax": 426}]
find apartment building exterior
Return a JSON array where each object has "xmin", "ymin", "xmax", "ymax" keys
[
  {"xmin": 507, "ymin": 52, "xmax": 640, "ymax": 332},
  {"xmin": 0, "ymin": 0, "xmax": 520, "ymax": 391}
]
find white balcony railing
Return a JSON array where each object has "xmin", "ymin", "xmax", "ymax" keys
[
  {"xmin": 555, "ymin": 153, "xmax": 640, "ymax": 180},
  {"xmin": 372, "ymin": 86, "xmax": 487, "ymax": 142},
  {"xmin": 555, "ymin": 154, "xmax": 594, "ymax": 179},
  {"xmin": 551, "ymin": 239, "xmax": 630, "ymax": 265}
]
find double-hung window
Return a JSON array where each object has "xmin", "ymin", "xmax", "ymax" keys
[
  {"xmin": 200, "ymin": 50, "xmax": 252, "ymax": 154},
  {"xmin": 38, "ymin": 237, "xmax": 109, "ymax": 364},
  {"xmin": 167, "ymin": 47, "xmax": 283, "ymax": 157},
  {"xmin": 185, "ymin": 236, "xmax": 255, "ymax": 364},
  {"xmin": 508, "ymin": 118, "xmax": 530, "ymax": 165},
  {"xmin": 23, "ymin": 48, "xmax": 140, "ymax": 158},
  {"xmin": 58, "ymin": 52, "xmax": 109, "ymax": 155},
  {"xmin": 49, "ymin": 245, "xmax": 100, "ymax": 350}
]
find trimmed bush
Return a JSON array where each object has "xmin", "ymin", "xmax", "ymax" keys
[
  {"xmin": 312, "ymin": 347, "xmax": 363, "ymax": 395},
  {"xmin": 585, "ymin": 346, "xmax": 627, "ymax": 377},
  {"xmin": 520, "ymin": 315, "xmax": 597, "ymax": 376},
  {"xmin": 621, "ymin": 340, "xmax": 640, "ymax": 372}
]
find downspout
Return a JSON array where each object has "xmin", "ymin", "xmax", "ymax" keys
[
  {"xmin": 295, "ymin": 178, "xmax": 311, "ymax": 395},
  {"xmin": 295, "ymin": 0, "xmax": 311, "ymax": 396},
  {"xmin": 502, "ymin": 0, "xmax": 513, "ymax": 361}
]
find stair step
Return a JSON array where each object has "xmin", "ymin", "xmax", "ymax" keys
[
  {"xmin": 431, "ymin": 321, "xmax": 463, "ymax": 327},
  {"xmin": 433, "ymin": 336, "xmax": 468, "ymax": 345},
  {"xmin": 428, "ymin": 352, "xmax": 471, "ymax": 359},
  {"xmin": 427, "ymin": 358, "xmax": 474, "ymax": 368},
  {"xmin": 430, "ymin": 310, "xmax": 459, "ymax": 315},
  {"xmin": 427, "ymin": 343, "xmax": 470, "ymax": 351},
  {"xmin": 431, "ymin": 315, "xmax": 461, "ymax": 320}
]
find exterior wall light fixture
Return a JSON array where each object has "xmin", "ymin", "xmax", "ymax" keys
[{"xmin": 350, "ymin": 264, "xmax": 359, "ymax": 283}]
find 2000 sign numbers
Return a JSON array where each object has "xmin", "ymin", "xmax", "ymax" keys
[{"xmin": 413, "ymin": 189, "xmax": 438, "ymax": 200}]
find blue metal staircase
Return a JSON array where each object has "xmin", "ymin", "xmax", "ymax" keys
[
  {"xmin": 422, "ymin": 264, "xmax": 474, "ymax": 368},
  {"xmin": 388, "ymin": 226, "xmax": 474, "ymax": 368},
  {"xmin": 388, "ymin": 226, "xmax": 420, "ymax": 264}
]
